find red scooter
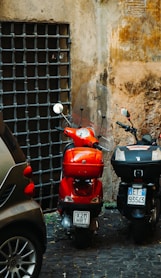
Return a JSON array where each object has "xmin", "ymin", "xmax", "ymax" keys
[{"xmin": 53, "ymin": 82, "xmax": 110, "ymax": 248}]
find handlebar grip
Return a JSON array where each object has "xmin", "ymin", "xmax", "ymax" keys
[
  {"xmin": 55, "ymin": 126, "xmax": 64, "ymax": 132},
  {"xmin": 93, "ymin": 143, "xmax": 102, "ymax": 150},
  {"xmin": 116, "ymin": 121, "xmax": 127, "ymax": 129}
]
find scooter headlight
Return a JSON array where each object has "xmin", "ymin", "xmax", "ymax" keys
[
  {"xmin": 64, "ymin": 196, "xmax": 74, "ymax": 202},
  {"xmin": 115, "ymin": 148, "xmax": 126, "ymax": 161},
  {"xmin": 152, "ymin": 148, "xmax": 161, "ymax": 161}
]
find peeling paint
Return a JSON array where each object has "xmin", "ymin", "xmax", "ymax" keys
[{"xmin": 0, "ymin": 0, "xmax": 161, "ymax": 201}]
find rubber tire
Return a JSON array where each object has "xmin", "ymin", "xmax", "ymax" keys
[
  {"xmin": 132, "ymin": 219, "xmax": 146, "ymax": 244},
  {"xmin": 148, "ymin": 198, "xmax": 160, "ymax": 235},
  {"xmin": 0, "ymin": 226, "xmax": 43, "ymax": 278},
  {"xmin": 73, "ymin": 228, "xmax": 93, "ymax": 249},
  {"xmin": 154, "ymin": 197, "xmax": 160, "ymax": 224}
]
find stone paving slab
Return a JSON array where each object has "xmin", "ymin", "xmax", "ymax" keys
[{"xmin": 39, "ymin": 209, "xmax": 161, "ymax": 278}]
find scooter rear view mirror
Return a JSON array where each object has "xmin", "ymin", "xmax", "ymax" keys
[
  {"xmin": 53, "ymin": 103, "xmax": 63, "ymax": 114},
  {"xmin": 53, "ymin": 103, "xmax": 71, "ymax": 126},
  {"xmin": 121, "ymin": 107, "xmax": 134, "ymax": 127},
  {"xmin": 121, "ymin": 108, "xmax": 130, "ymax": 119}
]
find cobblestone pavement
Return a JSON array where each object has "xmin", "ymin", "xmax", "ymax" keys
[{"xmin": 39, "ymin": 209, "xmax": 161, "ymax": 278}]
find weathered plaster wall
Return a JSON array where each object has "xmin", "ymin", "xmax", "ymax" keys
[
  {"xmin": 0, "ymin": 0, "xmax": 161, "ymax": 201},
  {"xmin": 108, "ymin": 0, "xmax": 161, "ymax": 200}
]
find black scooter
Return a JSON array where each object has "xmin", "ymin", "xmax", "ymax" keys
[{"xmin": 111, "ymin": 108, "xmax": 161, "ymax": 243}]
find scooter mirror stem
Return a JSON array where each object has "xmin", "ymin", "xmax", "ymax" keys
[
  {"xmin": 128, "ymin": 118, "xmax": 133, "ymax": 127},
  {"xmin": 78, "ymin": 107, "xmax": 84, "ymax": 127},
  {"xmin": 121, "ymin": 108, "xmax": 134, "ymax": 128},
  {"xmin": 61, "ymin": 112, "xmax": 72, "ymax": 127},
  {"xmin": 53, "ymin": 103, "xmax": 71, "ymax": 126}
]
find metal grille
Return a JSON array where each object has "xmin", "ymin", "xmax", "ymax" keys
[{"xmin": 0, "ymin": 22, "xmax": 71, "ymax": 212}]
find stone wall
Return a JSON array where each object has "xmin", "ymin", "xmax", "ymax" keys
[{"xmin": 0, "ymin": 0, "xmax": 161, "ymax": 201}]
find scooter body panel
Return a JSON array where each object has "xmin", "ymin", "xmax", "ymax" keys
[{"xmin": 63, "ymin": 147, "xmax": 104, "ymax": 178}]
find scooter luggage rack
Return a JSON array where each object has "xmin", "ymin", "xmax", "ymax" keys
[
  {"xmin": 63, "ymin": 146, "xmax": 104, "ymax": 178},
  {"xmin": 111, "ymin": 145, "xmax": 161, "ymax": 182}
]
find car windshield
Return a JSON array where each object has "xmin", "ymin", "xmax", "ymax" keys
[
  {"xmin": 0, "ymin": 112, "xmax": 25, "ymax": 163},
  {"xmin": 0, "ymin": 137, "xmax": 15, "ymax": 184}
]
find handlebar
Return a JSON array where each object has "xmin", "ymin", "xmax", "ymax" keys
[
  {"xmin": 116, "ymin": 121, "xmax": 138, "ymax": 142},
  {"xmin": 55, "ymin": 126, "xmax": 110, "ymax": 150},
  {"xmin": 116, "ymin": 121, "xmax": 131, "ymax": 131},
  {"xmin": 93, "ymin": 142, "xmax": 102, "ymax": 150},
  {"xmin": 93, "ymin": 142, "xmax": 110, "ymax": 151}
]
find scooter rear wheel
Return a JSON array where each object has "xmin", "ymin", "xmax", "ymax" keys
[
  {"xmin": 132, "ymin": 219, "xmax": 146, "ymax": 244},
  {"xmin": 73, "ymin": 228, "xmax": 93, "ymax": 249}
]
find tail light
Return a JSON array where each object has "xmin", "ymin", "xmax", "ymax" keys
[
  {"xmin": 134, "ymin": 178, "xmax": 143, "ymax": 182},
  {"xmin": 23, "ymin": 165, "xmax": 35, "ymax": 197},
  {"xmin": 23, "ymin": 165, "xmax": 33, "ymax": 178},
  {"xmin": 64, "ymin": 196, "xmax": 74, "ymax": 202},
  {"xmin": 24, "ymin": 182, "xmax": 35, "ymax": 197},
  {"xmin": 74, "ymin": 179, "xmax": 92, "ymax": 196}
]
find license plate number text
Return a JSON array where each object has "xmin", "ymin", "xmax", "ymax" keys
[
  {"xmin": 73, "ymin": 211, "xmax": 90, "ymax": 227},
  {"xmin": 127, "ymin": 187, "xmax": 146, "ymax": 205}
]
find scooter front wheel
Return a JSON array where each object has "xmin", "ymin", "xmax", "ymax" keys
[{"xmin": 73, "ymin": 227, "xmax": 93, "ymax": 249}]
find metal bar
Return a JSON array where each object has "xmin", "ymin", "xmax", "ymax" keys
[{"xmin": 0, "ymin": 22, "xmax": 71, "ymax": 212}]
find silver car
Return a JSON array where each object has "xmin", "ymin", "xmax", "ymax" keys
[{"xmin": 0, "ymin": 112, "xmax": 47, "ymax": 277}]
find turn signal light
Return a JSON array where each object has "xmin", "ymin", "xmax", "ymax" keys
[
  {"xmin": 64, "ymin": 196, "xmax": 74, "ymax": 202},
  {"xmin": 24, "ymin": 182, "xmax": 35, "ymax": 197},
  {"xmin": 91, "ymin": 197, "xmax": 100, "ymax": 203}
]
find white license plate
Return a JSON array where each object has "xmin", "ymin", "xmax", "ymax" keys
[
  {"xmin": 127, "ymin": 187, "xmax": 146, "ymax": 205},
  {"xmin": 73, "ymin": 210, "xmax": 90, "ymax": 227}
]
